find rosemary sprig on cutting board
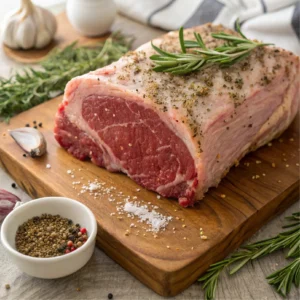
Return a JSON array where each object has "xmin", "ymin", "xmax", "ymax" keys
[
  {"xmin": 0, "ymin": 32, "xmax": 132, "ymax": 122},
  {"xmin": 150, "ymin": 21, "xmax": 272, "ymax": 75},
  {"xmin": 199, "ymin": 212, "xmax": 300, "ymax": 300}
]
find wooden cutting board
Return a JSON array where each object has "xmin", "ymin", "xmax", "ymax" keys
[{"xmin": 0, "ymin": 97, "xmax": 298, "ymax": 296}]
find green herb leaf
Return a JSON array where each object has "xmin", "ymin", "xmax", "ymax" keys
[
  {"xmin": 267, "ymin": 258, "xmax": 300, "ymax": 297},
  {"xmin": 150, "ymin": 20, "xmax": 272, "ymax": 75},
  {"xmin": 198, "ymin": 212, "xmax": 300, "ymax": 300}
]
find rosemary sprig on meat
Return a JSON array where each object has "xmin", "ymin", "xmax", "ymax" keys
[
  {"xmin": 198, "ymin": 212, "xmax": 300, "ymax": 300},
  {"xmin": 150, "ymin": 21, "xmax": 272, "ymax": 75},
  {"xmin": 0, "ymin": 32, "xmax": 132, "ymax": 122}
]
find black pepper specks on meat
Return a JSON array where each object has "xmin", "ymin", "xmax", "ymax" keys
[
  {"xmin": 223, "ymin": 72, "xmax": 232, "ymax": 82},
  {"xmin": 235, "ymin": 78, "xmax": 244, "ymax": 89}
]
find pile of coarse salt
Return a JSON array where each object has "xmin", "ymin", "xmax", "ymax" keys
[{"xmin": 123, "ymin": 201, "xmax": 172, "ymax": 233}]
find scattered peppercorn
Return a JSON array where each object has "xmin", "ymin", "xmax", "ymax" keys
[
  {"xmin": 11, "ymin": 183, "xmax": 16, "ymax": 189},
  {"xmin": 5, "ymin": 284, "xmax": 10, "ymax": 290},
  {"xmin": 33, "ymin": 126, "xmax": 38, "ymax": 129},
  {"xmin": 108, "ymin": 293, "xmax": 113, "ymax": 299},
  {"xmin": 33, "ymin": 121, "xmax": 37, "ymax": 124},
  {"xmin": 23, "ymin": 153, "xmax": 27, "ymax": 157},
  {"xmin": 25, "ymin": 124, "xmax": 30, "ymax": 127},
  {"xmin": 38, "ymin": 122, "xmax": 43, "ymax": 128}
]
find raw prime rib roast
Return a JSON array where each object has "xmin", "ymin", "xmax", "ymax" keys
[{"xmin": 54, "ymin": 24, "xmax": 299, "ymax": 207}]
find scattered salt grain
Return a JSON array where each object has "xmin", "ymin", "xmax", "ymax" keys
[
  {"xmin": 123, "ymin": 202, "xmax": 172, "ymax": 233},
  {"xmin": 157, "ymin": 195, "xmax": 161, "ymax": 199},
  {"xmin": 46, "ymin": 164, "xmax": 51, "ymax": 169},
  {"xmin": 67, "ymin": 170, "xmax": 72, "ymax": 174}
]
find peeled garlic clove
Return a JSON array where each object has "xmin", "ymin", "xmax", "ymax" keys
[
  {"xmin": 9, "ymin": 127, "xmax": 47, "ymax": 157},
  {"xmin": 0, "ymin": 189, "xmax": 21, "ymax": 222}
]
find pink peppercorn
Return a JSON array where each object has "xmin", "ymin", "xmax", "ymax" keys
[
  {"xmin": 80, "ymin": 228, "xmax": 86, "ymax": 234},
  {"xmin": 67, "ymin": 241, "xmax": 73, "ymax": 247},
  {"xmin": 65, "ymin": 249, "xmax": 70, "ymax": 254},
  {"xmin": 70, "ymin": 246, "xmax": 76, "ymax": 252}
]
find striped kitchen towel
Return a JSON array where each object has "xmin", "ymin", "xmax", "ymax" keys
[{"xmin": 114, "ymin": 0, "xmax": 300, "ymax": 54}]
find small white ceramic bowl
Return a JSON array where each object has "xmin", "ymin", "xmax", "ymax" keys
[{"xmin": 1, "ymin": 197, "xmax": 97, "ymax": 279}]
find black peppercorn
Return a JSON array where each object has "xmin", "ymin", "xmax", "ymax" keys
[
  {"xmin": 38, "ymin": 122, "xmax": 43, "ymax": 128},
  {"xmin": 34, "ymin": 126, "xmax": 38, "ymax": 129},
  {"xmin": 25, "ymin": 123, "xmax": 30, "ymax": 127},
  {"xmin": 68, "ymin": 235, "xmax": 75, "ymax": 242},
  {"xmin": 57, "ymin": 246, "xmax": 64, "ymax": 253},
  {"xmin": 23, "ymin": 153, "xmax": 27, "ymax": 157},
  {"xmin": 33, "ymin": 121, "xmax": 37, "ymax": 124},
  {"xmin": 108, "ymin": 293, "xmax": 113, "ymax": 299},
  {"xmin": 32, "ymin": 216, "xmax": 40, "ymax": 223},
  {"xmin": 11, "ymin": 183, "xmax": 16, "ymax": 188},
  {"xmin": 75, "ymin": 223, "xmax": 80, "ymax": 227}
]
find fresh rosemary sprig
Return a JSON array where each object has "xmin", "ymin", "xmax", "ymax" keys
[
  {"xmin": 150, "ymin": 21, "xmax": 272, "ymax": 75},
  {"xmin": 0, "ymin": 32, "xmax": 132, "ymax": 122},
  {"xmin": 267, "ymin": 257, "xmax": 300, "ymax": 297},
  {"xmin": 198, "ymin": 212, "xmax": 300, "ymax": 300}
]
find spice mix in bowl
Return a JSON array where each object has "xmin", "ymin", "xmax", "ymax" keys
[
  {"xmin": 15, "ymin": 214, "xmax": 89, "ymax": 258},
  {"xmin": 1, "ymin": 197, "xmax": 97, "ymax": 279}
]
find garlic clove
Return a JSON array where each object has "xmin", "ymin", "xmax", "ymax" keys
[
  {"xmin": 15, "ymin": 15, "xmax": 36, "ymax": 50},
  {"xmin": 35, "ymin": 27, "xmax": 52, "ymax": 49},
  {"xmin": 2, "ymin": 13, "xmax": 19, "ymax": 49},
  {"xmin": 32, "ymin": 7, "xmax": 52, "ymax": 49},
  {"xmin": 40, "ymin": 7, "xmax": 57, "ymax": 36},
  {"xmin": 9, "ymin": 127, "xmax": 47, "ymax": 157},
  {"xmin": 0, "ymin": 189, "xmax": 21, "ymax": 222}
]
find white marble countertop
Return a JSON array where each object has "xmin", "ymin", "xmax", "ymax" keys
[{"xmin": 0, "ymin": 2, "xmax": 299, "ymax": 300}]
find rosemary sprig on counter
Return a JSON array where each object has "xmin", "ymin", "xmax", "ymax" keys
[
  {"xmin": 198, "ymin": 212, "xmax": 300, "ymax": 300},
  {"xmin": 0, "ymin": 32, "xmax": 132, "ymax": 122},
  {"xmin": 150, "ymin": 21, "xmax": 272, "ymax": 75},
  {"xmin": 267, "ymin": 257, "xmax": 300, "ymax": 297}
]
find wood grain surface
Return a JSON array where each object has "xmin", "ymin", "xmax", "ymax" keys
[
  {"xmin": 3, "ymin": 12, "xmax": 109, "ymax": 64},
  {"xmin": 0, "ymin": 95, "xmax": 299, "ymax": 296}
]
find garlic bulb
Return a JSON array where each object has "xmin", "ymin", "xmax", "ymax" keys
[{"xmin": 2, "ymin": 0, "xmax": 57, "ymax": 50}]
